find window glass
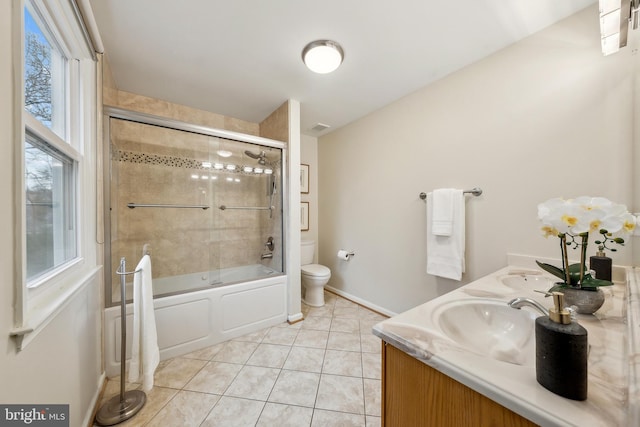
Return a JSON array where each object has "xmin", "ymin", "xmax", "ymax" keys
[
  {"xmin": 25, "ymin": 134, "xmax": 76, "ymax": 282},
  {"xmin": 24, "ymin": 7, "xmax": 66, "ymax": 138}
]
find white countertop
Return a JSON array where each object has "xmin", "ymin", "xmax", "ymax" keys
[{"xmin": 373, "ymin": 260, "xmax": 639, "ymax": 427}]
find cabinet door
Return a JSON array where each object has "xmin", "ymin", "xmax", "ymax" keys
[{"xmin": 382, "ymin": 343, "xmax": 538, "ymax": 427}]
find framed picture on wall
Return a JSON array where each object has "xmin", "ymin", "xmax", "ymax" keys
[
  {"xmin": 301, "ymin": 202, "xmax": 309, "ymax": 231},
  {"xmin": 300, "ymin": 164, "xmax": 310, "ymax": 194}
]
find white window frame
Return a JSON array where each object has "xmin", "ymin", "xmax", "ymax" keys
[{"xmin": 12, "ymin": 0, "xmax": 99, "ymax": 350}]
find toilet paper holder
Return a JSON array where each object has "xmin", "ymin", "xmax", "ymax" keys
[{"xmin": 337, "ymin": 250, "xmax": 355, "ymax": 260}]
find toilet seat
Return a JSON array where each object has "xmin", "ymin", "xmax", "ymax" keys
[{"xmin": 301, "ymin": 264, "xmax": 331, "ymax": 278}]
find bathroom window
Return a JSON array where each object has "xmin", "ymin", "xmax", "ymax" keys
[
  {"xmin": 25, "ymin": 133, "xmax": 77, "ymax": 282},
  {"xmin": 15, "ymin": 0, "xmax": 96, "ymax": 345},
  {"xmin": 23, "ymin": 6, "xmax": 66, "ymax": 138},
  {"xmin": 22, "ymin": 2, "xmax": 83, "ymax": 287}
]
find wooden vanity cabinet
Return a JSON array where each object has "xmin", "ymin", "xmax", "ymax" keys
[{"xmin": 381, "ymin": 342, "xmax": 539, "ymax": 427}]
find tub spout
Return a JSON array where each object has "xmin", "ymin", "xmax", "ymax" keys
[{"xmin": 261, "ymin": 252, "xmax": 273, "ymax": 260}]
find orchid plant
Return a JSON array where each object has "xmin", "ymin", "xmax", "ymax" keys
[{"xmin": 537, "ymin": 196, "xmax": 636, "ymax": 292}]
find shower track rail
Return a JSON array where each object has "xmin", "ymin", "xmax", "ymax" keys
[
  {"xmin": 218, "ymin": 205, "xmax": 273, "ymax": 211},
  {"xmin": 128, "ymin": 203, "xmax": 210, "ymax": 210}
]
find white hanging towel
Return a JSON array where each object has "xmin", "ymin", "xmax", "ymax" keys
[
  {"xmin": 431, "ymin": 188, "xmax": 456, "ymax": 236},
  {"xmin": 426, "ymin": 190, "xmax": 466, "ymax": 280},
  {"xmin": 128, "ymin": 254, "xmax": 159, "ymax": 391}
]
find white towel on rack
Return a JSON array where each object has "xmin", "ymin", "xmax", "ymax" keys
[
  {"xmin": 426, "ymin": 190, "xmax": 466, "ymax": 281},
  {"xmin": 431, "ymin": 188, "xmax": 456, "ymax": 236},
  {"xmin": 128, "ymin": 254, "xmax": 159, "ymax": 391}
]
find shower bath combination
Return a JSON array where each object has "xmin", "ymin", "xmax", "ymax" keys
[
  {"xmin": 102, "ymin": 108, "xmax": 288, "ymax": 376},
  {"xmin": 106, "ymin": 117, "xmax": 285, "ymax": 302}
]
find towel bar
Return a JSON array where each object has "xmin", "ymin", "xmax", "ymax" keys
[
  {"xmin": 218, "ymin": 205, "xmax": 273, "ymax": 211},
  {"xmin": 128, "ymin": 203, "xmax": 209, "ymax": 209},
  {"xmin": 419, "ymin": 187, "xmax": 482, "ymax": 200}
]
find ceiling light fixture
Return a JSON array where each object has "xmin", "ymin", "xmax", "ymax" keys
[{"xmin": 302, "ymin": 40, "xmax": 344, "ymax": 74}]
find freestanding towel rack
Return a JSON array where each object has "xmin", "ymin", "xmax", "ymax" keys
[{"xmin": 95, "ymin": 246, "xmax": 150, "ymax": 426}]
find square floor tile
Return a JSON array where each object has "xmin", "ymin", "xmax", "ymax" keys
[
  {"xmin": 294, "ymin": 330, "xmax": 329, "ymax": 349},
  {"xmin": 184, "ymin": 361, "xmax": 242, "ymax": 394},
  {"xmin": 360, "ymin": 333, "xmax": 382, "ymax": 354},
  {"xmin": 301, "ymin": 316, "xmax": 332, "ymax": 331},
  {"xmin": 246, "ymin": 343, "xmax": 291, "ymax": 368},
  {"xmin": 224, "ymin": 365, "xmax": 280, "ymax": 401},
  {"xmin": 113, "ymin": 386, "xmax": 177, "ymax": 427},
  {"xmin": 333, "ymin": 306, "xmax": 359, "ymax": 318},
  {"xmin": 363, "ymin": 379, "xmax": 381, "ymax": 416},
  {"xmin": 182, "ymin": 342, "xmax": 226, "ymax": 361},
  {"xmin": 201, "ymin": 396, "xmax": 264, "ymax": 427},
  {"xmin": 268, "ymin": 370, "xmax": 320, "ymax": 408},
  {"xmin": 153, "ymin": 357, "xmax": 207, "ymax": 389},
  {"xmin": 146, "ymin": 390, "xmax": 219, "ymax": 427},
  {"xmin": 327, "ymin": 331, "xmax": 361, "ymax": 352},
  {"xmin": 331, "ymin": 317, "xmax": 360, "ymax": 334},
  {"xmin": 283, "ymin": 346, "xmax": 325, "ymax": 373},
  {"xmin": 212, "ymin": 341, "xmax": 259, "ymax": 364},
  {"xmin": 263, "ymin": 327, "xmax": 299, "ymax": 345},
  {"xmin": 322, "ymin": 350, "xmax": 363, "ymax": 377},
  {"xmin": 305, "ymin": 305, "xmax": 334, "ymax": 318},
  {"xmin": 311, "ymin": 409, "xmax": 365, "ymax": 426},
  {"xmin": 362, "ymin": 353, "xmax": 381, "ymax": 379},
  {"xmin": 256, "ymin": 402, "xmax": 313, "ymax": 427},
  {"xmin": 232, "ymin": 327, "xmax": 269, "ymax": 343},
  {"xmin": 315, "ymin": 374, "xmax": 364, "ymax": 414}
]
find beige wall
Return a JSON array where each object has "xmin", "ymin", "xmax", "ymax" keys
[{"xmin": 318, "ymin": 6, "xmax": 638, "ymax": 314}]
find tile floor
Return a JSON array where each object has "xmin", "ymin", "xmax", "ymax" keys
[{"xmin": 95, "ymin": 292, "xmax": 387, "ymax": 426}]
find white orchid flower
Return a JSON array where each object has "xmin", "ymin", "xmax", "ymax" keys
[{"xmin": 620, "ymin": 212, "xmax": 637, "ymax": 234}]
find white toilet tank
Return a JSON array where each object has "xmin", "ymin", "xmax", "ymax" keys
[{"xmin": 301, "ymin": 240, "xmax": 315, "ymax": 265}]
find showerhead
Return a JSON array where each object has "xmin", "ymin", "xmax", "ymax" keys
[{"xmin": 245, "ymin": 150, "xmax": 267, "ymax": 165}]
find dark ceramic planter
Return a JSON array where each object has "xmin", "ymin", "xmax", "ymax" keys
[{"xmin": 562, "ymin": 287, "xmax": 605, "ymax": 314}]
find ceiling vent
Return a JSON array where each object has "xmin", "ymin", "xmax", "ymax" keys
[{"xmin": 310, "ymin": 123, "xmax": 331, "ymax": 133}]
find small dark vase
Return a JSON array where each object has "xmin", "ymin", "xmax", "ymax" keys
[{"xmin": 561, "ymin": 287, "xmax": 605, "ymax": 314}]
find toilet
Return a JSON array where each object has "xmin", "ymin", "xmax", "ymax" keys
[{"xmin": 301, "ymin": 240, "xmax": 331, "ymax": 307}]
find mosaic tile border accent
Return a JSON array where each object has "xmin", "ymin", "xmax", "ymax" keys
[{"xmin": 115, "ymin": 149, "xmax": 208, "ymax": 170}]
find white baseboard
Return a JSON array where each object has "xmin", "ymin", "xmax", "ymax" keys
[
  {"xmin": 84, "ymin": 372, "xmax": 106, "ymax": 427},
  {"xmin": 325, "ymin": 286, "xmax": 397, "ymax": 318},
  {"xmin": 287, "ymin": 312, "xmax": 304, "ymax": 323}
]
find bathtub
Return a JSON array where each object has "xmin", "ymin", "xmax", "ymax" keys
[{"xmin": 104, "ymin": 265, "xmax": 287, "ymax": 377}]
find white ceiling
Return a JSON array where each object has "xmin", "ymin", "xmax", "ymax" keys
[{"xmin": 88, "ymin": 0, "xmax": 596, "ymax": 136}]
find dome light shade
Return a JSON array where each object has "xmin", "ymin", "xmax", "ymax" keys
[{"xmin": 302, "ymin": 40, "xmax": 344, "ymax": 74}]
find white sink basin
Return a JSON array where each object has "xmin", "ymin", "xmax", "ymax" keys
[
  {"xmin": 434, "ymin": 299, "xmax": 538, "ymax": 366},
  {"xmin": 501, "ymin": 275, "xmax": 554, "ymax": 290}
]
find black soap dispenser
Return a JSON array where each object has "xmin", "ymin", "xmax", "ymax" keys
[
  {"xmin": 535, "ymin": 292, "xmax": 588, "ymax": 400},
  {"xmin": 589, "ymin": 246, "xmax": 612, "ymax": 281}
]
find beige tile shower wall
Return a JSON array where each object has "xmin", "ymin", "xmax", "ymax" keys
[
  {"xmin": 106, "ymin": 89, "xmax": 260, "ymax": 136},
  {"xmin": 103, "ymin": 64, "xmax": 285, "ymax": 295},
  {"xmin": 258, "ymin": 101, "xmax": 288, "ymax": 274},
  {"xmin": 110, "ymin": 119, "xmax": 283, "ymax": 292},
  {"xmin": 259, "ymin": 101, "xmax": 289, "ymax": 142},
  {"xmin": 111, "ymin": 119, "xmax": 210, "ymax": 286}
]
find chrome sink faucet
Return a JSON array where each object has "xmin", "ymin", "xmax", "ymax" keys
[
  {"xmin": 507, "ymin": 297, "xmax": 549, "ymax": 316},
  {"xmin": 508, "ymin": 297, "xmax": 578, "ymax": 320}
]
